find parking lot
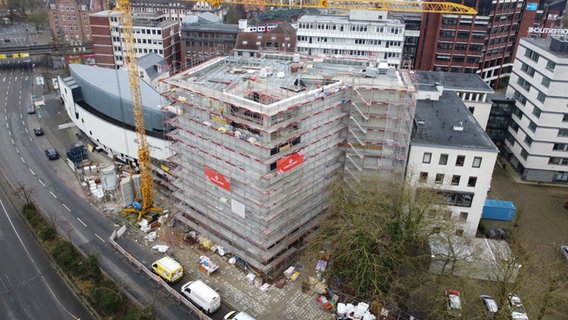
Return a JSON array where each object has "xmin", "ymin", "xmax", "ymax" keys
[{"xmin": 484, "ymin": 162, "xmax": 568, "ymax": 319}]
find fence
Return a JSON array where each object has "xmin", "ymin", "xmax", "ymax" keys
[{"xmin": 109, "ymin": 230, "xmax": 213, "ymax": 320}]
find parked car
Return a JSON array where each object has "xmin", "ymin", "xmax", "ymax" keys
[
  {"xmin": 445, "ymin": 289, "xmax": 462, "ymax": 317},
  {"xmin": 486, "ymin": 228, "xmax": 510, "ymax": 240},
  {"xmin": 224, "ymin": 310, "xmax": 256, "ymax": 320},
  {"xmin": 508, "ymin": 293, "xmax": 529, "ymax": 320},
  {"xmin": 33, "ymin": 127, "xmax": 44, "ymax": 136},
  {"xmin": 560, "ymin": 245, "xmax": 568, "ymax": 261},
  {"xmin": 26, "ymin": 105, "xmax": 35, "ymax": 114},
  {"xmin": 480, "ymin": 295, "xmax": 498, "ymax": 315},
  {"xmin": 45, "ymin": 148, "xmax": 59, "ymax": 160}
]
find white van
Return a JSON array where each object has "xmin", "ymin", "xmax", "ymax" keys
[{"xmin": 181, "ymin": 280, "xmax": 221, "ymax": 313}]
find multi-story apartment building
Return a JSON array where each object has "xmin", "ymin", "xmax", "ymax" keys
[
  {"xmin": 407, "ymin": 72, "xmax": 498, "ymax": 237},
  {"xmin": 90, "ymin": 11, "xmax": 179, "ymax": 70},
  {"xmin": 130, "ymin": 0, "xmax": 222, "ymax": 22},
  {"xmin": 234, "ymin": 22, "xmax": 297, "ymax": 57},
  {"xmin": 179, "ymin": 19, "xmax": 239, "ymax": 69},
  {"xmin": 505, "ymin": 36, "xmax": 568, "ymax": 183},
  {"xmin": 160, "ymin": 54, "xmax": 415, "ymax": 275},
  {"xmin": 296, "ymin": 10, "xmax": 405, "ymax": 68},
  {"xmin": 47, "ymin": 0, "xmax": 106, "ymax": 46},
  {"xmin": 416, "ymin": 0, "xmax": 539, "ymax": 89}
]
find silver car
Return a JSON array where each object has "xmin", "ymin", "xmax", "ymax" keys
[
  {"xmin": 560, "ymin": 245, "xmax": 568, "ymax": 261},
  {"xmin": 480, "ymin": 295, "xmax": 498, "ymax": 314}
]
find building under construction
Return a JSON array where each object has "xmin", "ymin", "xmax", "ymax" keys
[{"xmin": 161, "ymin": 53, "xmax": 415, "ymax": 275}]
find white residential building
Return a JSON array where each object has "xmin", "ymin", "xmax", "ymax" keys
[
  {"xmin": 505, "ymin": 36, "xmax": 568, "ymax": 183},
  {"xmin": 296, "ymin": 10, "xmax": 405, "ymax": 68},
  {"xmin": 407, "ymin": 72, "xmax": 498, "ymax": 237},
  {"xmin": 90, "ymin": 11, "xmax": 179, "ymax": 70}
]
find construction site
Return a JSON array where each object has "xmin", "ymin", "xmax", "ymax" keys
[{"xmin": 160, "ymin": 53, "xmax": 416, "ymax": 276}]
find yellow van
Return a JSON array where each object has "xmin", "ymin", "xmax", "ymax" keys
[{"xmin": 151, "ymin": 257, "xmax": 183, "ymax": 283}]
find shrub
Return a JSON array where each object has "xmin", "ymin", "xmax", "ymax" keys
[
  {"xmin": 38, "ymin": 223, "xmax": 56, "ymax": 241},
  {"xmin": 92, "ymin": 279, "xmax": 124, "ymax": 315},
  {"xmin": 51, "ymin": 239, "xmax": 81, "ymax": 275}
]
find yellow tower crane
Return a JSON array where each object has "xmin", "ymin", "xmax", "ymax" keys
[
  {"xmin": 116, "ymin": 0, "xmax": 162, "ymax": 221},
  {"xmin": 113, "ymin": 0, "xmax": 476, "ymax": 221}
]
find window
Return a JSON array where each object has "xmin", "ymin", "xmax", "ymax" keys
[
  {"xmin": 532, "ymin": 107, "xmax": 541, "ymax": 118},
  {"xmin": 423, "ymin": 152, "xmax": 432, "ymax": 163},
  {"xmin": 467, "ymin": 177, "xmax": 477, "ymax": 187},
  {"xmin": 546, "ymin": 60, "xmax": 556, "ymax": 71},
  {"xmin": 443, "ymin": 211, "xmax": 452, "ymax": 220},
  {"xmin": 541, "ymin": 76, "xmax": 551, "ymax": 88},
  {"xmin": 472, "ymin": 157, "xmax": 482, "ymax": 168},
  {"xmin": 455, "ymin": 155, "xmax": 465, "ymax": 167},
  {"xmin": 435, "ymin": 173, "xmax": 444, "ymax": 184},
  {"xmin": 459, "ymin": 212, "xmax": 468, "ymax": 221},
  {"xmin": 455, "ymin": 229, "xmax": 464, "ymax": 236},
  {"xmin": 537, "ymin": 91, "xmax": 546, "ymax": 103},
  {"xmin": 520, "ymin": 63, "xmax": 535, "ymax": 76},
  {"xmin": 563, "ymin": 114, "xmax": 568, "ymax": 122},
  {"xmin": 521, "ymin": 148, "xmax": 528, "ymax": 160},
  {"xmin": 528, "ymin": 121, "xmax": 537, "ymax": 132},
  {"xmin": 524, "ymin": 135, "xmax": 533, "ymax": 146},
  {"xmin": 419, "ymin": 172, "xmax": 428, "ymax": 183},
  {"xmin": 524, "ymin": 48, "xmax": 539, "ymax": 62},
  {"xmin": 451, "ymin": 175, "xmax": 461, "ymax": 185},
  {"xmin": 439, "ymin": 154, "xmax": 448, "ymax": 165},
  {"xmin": 553, "ymin": 143, "xmax": 568, "ymax": 151},
  {"xmin": 558, "ymin": 129, "xmax": 568, "ymax": 137}
]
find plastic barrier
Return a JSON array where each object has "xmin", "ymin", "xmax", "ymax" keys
[{"xmin": 109, "ymin": 231, "xmax": 212, "ymax": 320}]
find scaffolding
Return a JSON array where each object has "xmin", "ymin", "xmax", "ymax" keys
[{"xmin": 160, "ymin": 54, "xmax": 415, "ymax": 276}]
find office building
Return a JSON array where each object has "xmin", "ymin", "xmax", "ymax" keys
[{"xmin": 505, "ymin": 36, "xmax": 568, "ymax": 182}]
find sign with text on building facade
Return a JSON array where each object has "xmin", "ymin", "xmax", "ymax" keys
[
  {"xmin": 528, "ymin": 27, "xmax": 568, "ymax": 34},
  {"xmin": 277, "ymin": 150, "xmax": 304, "ymax": 174},
  {"xmin": 204, "ymin": 166, "xmax": 231, "ymax": 191}
]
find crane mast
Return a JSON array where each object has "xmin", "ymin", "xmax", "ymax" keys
[{"xmin": 116, "ymin": 0, "xmax": 161, "ymax": 221}]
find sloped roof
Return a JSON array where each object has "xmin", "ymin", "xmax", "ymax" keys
[{"xmin": 138, "ymin": 53, "xmax": 166, "ymax": 80}]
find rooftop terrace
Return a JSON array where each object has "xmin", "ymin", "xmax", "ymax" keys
[{"xmin": 164, "ymin": 54, "xmax": 411, "ymax": 115}]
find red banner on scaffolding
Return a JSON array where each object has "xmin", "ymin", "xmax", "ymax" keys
[
  {"xmin": 204, "ymin": 166, "xmax": 231, "ymax": 191},
  {"xmin": 277, "ymin": 150, "xmax": 304, "ymax": 174}
]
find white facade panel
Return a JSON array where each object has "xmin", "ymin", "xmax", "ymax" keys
[{"xmin": 407, "ymin": 145, "xmax": 497, "ymax": 237}]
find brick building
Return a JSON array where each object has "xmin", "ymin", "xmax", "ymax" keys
[
  {"xmin": 90, "ymin": 10, "xmax": 179, "ymax": 70},
  {"xmin": 47, "ymin": 0, "xmax": 106, "ymax": 46},
  {"xmin": 415, "ymin": 0, "xmax": 539, "ymax": 89}
]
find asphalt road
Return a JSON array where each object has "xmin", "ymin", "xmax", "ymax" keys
[
  {"xmin": 0, "ymin": 23, "xmax": 43, "ymax": 48},
  {"xmin": 0, "ymin": 57, "xmax": 93, "ymax": 320},
  {"xmin": 0, "ymin": 64, "xmax": 197, "ymax": 318}
]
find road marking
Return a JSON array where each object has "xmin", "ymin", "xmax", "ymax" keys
[
  {"xmin": 95, "ymin": 233, "xmax": 106, "ymax": 243},
  {"xmin": 10, "ymin": 138, "xmax": 14, "ymax": 145},
  {"xmin": 29, "ymin": 168, "xmax": 35, "ymax": 176},
  {"xmin": 8, "ymin": 130, "xmax": 11, "ymax": 136},
  {"xmin": 28, "ymin": 136, "xmax": 32, "ymax": 142},
  {"xmin": 38, "ymin": 179, "xmax": 45, "ymax": 186},
  {"xmin": 77, "ymin": 217, "xmax": 87, "ymax": 227},
  {"xmin": 20, "ymin": 156, "xmax": 25, "ymax": 163},
  {"xmin": 49, "ymin": 191, "xmax": 57, "ymax": 199},
  {"xmin": 62, "ymin": 203, "xmax": 71, "ymax": 212}
]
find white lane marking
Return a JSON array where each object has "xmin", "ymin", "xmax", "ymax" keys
[
  {"xmin": 38, "ymin": 179, "xmax": 45, "ymax": 187},
  {"xmin": 20, "ymin": 157, "xmax": 25, "ymax": 163},
  {"xmin": 29, "ymin": 168, "xmax": 35, "ymax": 176},
  {"xmin": 10, "ymin": 138, "xmax": 14, "ymax": 145},
  {"xmin": 95, "ymin": 234, "xmax": 106, "ymax": 243},
  {"xmin": 62, "ymin": 204, "xmax": 71, "ymax": 212},
  {"xmin": 49, "ymin": 191, "xmax": 57, "ymax": 199},
  {"xmin": 77, "ymin": 217, "xmax": 87, "ymax": 227},
  {"xmin": 0, "ymin": 197, "xmax": 79, "ymax": 319}
]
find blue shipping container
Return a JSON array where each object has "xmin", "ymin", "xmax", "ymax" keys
[{"xmin": 482, "ymin": 199, "xmax": 516, "ymax": 221}]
